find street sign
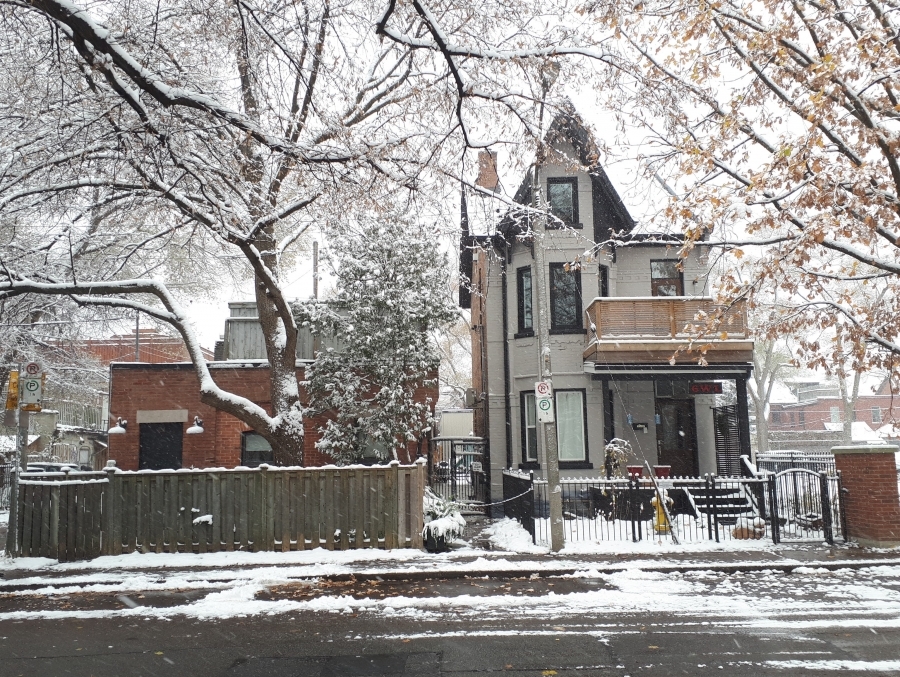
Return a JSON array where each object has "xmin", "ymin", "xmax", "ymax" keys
[
  {"xmin": 21, "ymin": 362, "xmax": 43, "ymax": 409},
  {"xmin": 5, "ymin": 370, "xmax": 18, "ymax": 410},
  {"xmin": 535, "ymin": 381, "xmax": 555, "ymax": 423}
]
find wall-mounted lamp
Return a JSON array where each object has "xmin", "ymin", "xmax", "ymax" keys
[
  {"xmin": 108, "ymin": 417, "xmax": 127, "ymax": 435},
  {"xmin": 186, "ymin": 415, "xmax": 204, "ymax": 435}
]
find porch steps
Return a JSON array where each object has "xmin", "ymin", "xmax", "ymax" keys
[{"xmin": 686, "ymin": 486, "xmax": 755, "ymax": 526}]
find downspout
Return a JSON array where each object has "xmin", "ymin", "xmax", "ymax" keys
[{"xmin": 501, "ymin": 241, "xmax": 512, "ymax": 470}]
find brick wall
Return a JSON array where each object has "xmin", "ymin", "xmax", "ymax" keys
[
  {"xmin": 833, "ymin": 445, "xmax": 900, "ymax": 547},
  {"xmin": 108, "ymin": 362, "xmax": 437, "ymax": 469},
  {"xmin": 769, "ymin": 395, "xmax": 900, "ymax": 432}
]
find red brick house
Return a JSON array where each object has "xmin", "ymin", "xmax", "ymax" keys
[
  {"xmin": 106, "ymin": 303, "xmax": 439, "ymax": 470},
  {"xmin": 767, "ymin": 378, "xmax": 900, "ymax": 434}
]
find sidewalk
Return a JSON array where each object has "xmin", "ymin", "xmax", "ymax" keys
[{"xmin": 2, "ymin": 515, "xmax": 899, "ymax": 591}]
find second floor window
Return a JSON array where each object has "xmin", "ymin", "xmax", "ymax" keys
[
  {"xmin": 517, "ymin": 266, "xmax": 533, "ymax": 335},
  {"xmin": 651, "ymin": 260, "xmax": 683, "ymax": 296},
  {"xmin": 873, "ymin": 406, "xmax": 883, "ymax": 424},
  {"xmin": 550, "ymin": 263, "xmax": 582, "ymax": 331},
  {"xmin": 547, "ymin": 177, "xmax": 579, "ymax": 227}
]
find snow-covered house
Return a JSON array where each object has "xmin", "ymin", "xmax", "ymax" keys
[
  {"xmin": 107, "ymin": 302, "xmax": 436, "ymax": 470},
  {"xmin": 461, "ymin": 111, "xmax": 754, "ymax": 503}
]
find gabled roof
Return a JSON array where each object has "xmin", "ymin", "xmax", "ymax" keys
[{"xmin": 497, "ymin": 106, "xmax": 636, "ymax": 244}]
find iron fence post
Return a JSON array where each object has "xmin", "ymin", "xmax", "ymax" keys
[
  {"xmin": 819, "ymin": 470, "xmax": 833, "ymax": 546},
  {"xmin": 705, "ymin": 474, "xmax": 713, "ymax": 541},
  {"xmin": 529, "ymin": 471, "xmax": 535, "ymax": 545},
  {"xmin": 711, "ymin": 475, "xmax": 720, "ymax": 543},
  {"xmin": 629, "ymin": 477, "xmax": 640, "ymax": 543},
  {"xmin": 768, "ymin": 473, "xmax": 780, "ymax": 544}
]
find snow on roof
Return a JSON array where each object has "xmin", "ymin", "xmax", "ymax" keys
[
  {"xmin": 0, "ymin": 435, "xmax": 39, "ymax": 452},
  {"xmin": 768, "ymin": 382, "xmax": 798, "ymax": 405}
]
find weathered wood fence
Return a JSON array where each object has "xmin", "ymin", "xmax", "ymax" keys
[{"xmin": 10, "ymin": 461, "xmax": 426, "ymax": 561}]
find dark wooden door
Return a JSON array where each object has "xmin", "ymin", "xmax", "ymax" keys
[
  {"xmin": 139, "ymin": 422, "xmax": 183, "ymax": 470},
  {"xmin": 656, "ymin": 399, "xmax": 698, "ymax": 477}
]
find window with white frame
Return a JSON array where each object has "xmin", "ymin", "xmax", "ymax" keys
[
  {"xmin": 872, "ymin": 406, "xmax": 883, "ymax": 424},
  {"xmin": 522, "ymin": 392, "xmax": 538, "ymax": 463},
  {"xmin": 556, "ymin": 390, "xmax": 586, "ymax": 462},
  {"xmin": 830, "ymin": 406, "xmax": 841, "ymax": 424}
]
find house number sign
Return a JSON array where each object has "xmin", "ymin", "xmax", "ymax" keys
[{"xmin": 535, "ymin": 381, "xmax": 555, "ymax": 424}]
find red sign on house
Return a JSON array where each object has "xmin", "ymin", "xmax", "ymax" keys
[{"xmin": 689, "ymin": 382, "xmax": 723, "ymax": 395}]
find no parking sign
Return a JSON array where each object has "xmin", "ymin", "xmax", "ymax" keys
[{"xmin": 535, "ymin": 381, "xmax": 554, "ymax": 423}]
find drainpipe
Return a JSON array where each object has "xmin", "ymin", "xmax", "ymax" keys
[{"xmin": 501, "ymin": 242, "xmax": 512, "ymax": 470}]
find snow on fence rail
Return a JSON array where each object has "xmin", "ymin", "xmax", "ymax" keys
[{"xmin": 9, "ymin": 462, "xmax": 426, "ymax": 562}]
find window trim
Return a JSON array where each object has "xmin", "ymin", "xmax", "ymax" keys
[
  {"xmin": 650, "ymin": 259, "xmax": 684, "ymax": 297},
  {"xmin": 555, "ymin": 388, "xmax": 591, "ymax": 468},
  {"xmin": 516, "ymin": 266, "xmax": 534, "ymax": 338},
  {"xmin": 549, "ymin": 262, "xmax": 584, "ymax": 332},
  {"xmin": 520, "ymin": 391, "xmax": 539, "ymax": 467},
  {"xmin": 546, "ymin": 177, "xmax": 580, "ymax": 228}
]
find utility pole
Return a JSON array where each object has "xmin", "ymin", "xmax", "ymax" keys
[{"xmin": 530, "ymin": 65, "xmax": 564, "ymax": 552}]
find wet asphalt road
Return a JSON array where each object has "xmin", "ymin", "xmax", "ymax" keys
[{"xmin": 2, "ymin": 569, "xmax": 900, "ymax": 676}]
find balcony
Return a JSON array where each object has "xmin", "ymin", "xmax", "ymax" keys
[{"xmin": 583, "ymin": 297, "xmax": 753, "ymax": 365}]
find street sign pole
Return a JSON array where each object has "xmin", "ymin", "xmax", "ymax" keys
[{"xmin": 531, "ymin": 142, "xmax": 564, "ymax": 554}]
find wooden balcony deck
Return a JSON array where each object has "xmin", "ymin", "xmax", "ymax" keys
[{"xmin": 583, "ymin": 297, "xmax": 753, "ymax": 364}]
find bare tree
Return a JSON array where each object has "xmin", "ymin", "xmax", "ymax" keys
[
  {"xmin": 1, "ymin": 1, "xmax": 610, "ymax": 462},
  {"xmin": 586, "ymin": 1, "xmax": 900, "ymax": 381}
]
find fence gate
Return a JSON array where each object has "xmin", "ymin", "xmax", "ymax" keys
[
  {"xmin": 428, "ymin": 437, "xmax": 488, "ymax": 511},
  {"xmin": 769, "ymin": 468, "xmax": 843, "ymax": 544}
]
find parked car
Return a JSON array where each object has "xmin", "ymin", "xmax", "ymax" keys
[{"xmin": 25, "ymin": 463, "xmax": 93, "ymax": 473}]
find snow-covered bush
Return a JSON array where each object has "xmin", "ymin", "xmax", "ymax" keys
[
  {"xmin": 604, "ymin": 438, "xmax": 636, "ymax": 479},
  {"xmin": 422, "ymin": 488, "xmax": 466, "ymax": 548},
  {"xmin": 298, "ymin": 212, "xmax": 458, "ymax": 464}
]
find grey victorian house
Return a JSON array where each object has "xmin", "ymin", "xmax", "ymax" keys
[{"xmin": 460, "ymin": 110, "xmax": 754, "ymax": 506}]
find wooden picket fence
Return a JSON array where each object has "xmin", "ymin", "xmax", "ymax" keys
[{"xmin": 10, "ymin": 461, "xmax": 426, "ymax": 561}]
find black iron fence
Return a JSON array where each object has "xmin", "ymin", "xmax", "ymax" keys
[
  {"xmin": 502, "ymin": 469, "xmax": 846, "ymax": 546},
  {"xmin": 756, "ymin": 451, "xmax": 836, "ymax": 475},
  {"xmin": 428, "ymin": 437, "xmax": 488, "ymax": 509}
]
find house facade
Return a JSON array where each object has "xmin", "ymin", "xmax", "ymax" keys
[
  {"xmin": 462, "ymin": 113, "xmax": 754, "ymax": 504},
  {"xmin": 107, "ymin": 303, "xmax": 436, "ymax": 470},
  {"xmin": 768, "ymin": 378, "xmax": 900, "ymax": 436}
]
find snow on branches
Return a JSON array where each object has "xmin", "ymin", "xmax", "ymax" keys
[
  {"xmin": 297, "ymin": 213, "xmax": 457, "ymax": 464},
  {"xmin": 588, "ymin": 1, "xmax": 900, "ymax": 379}
]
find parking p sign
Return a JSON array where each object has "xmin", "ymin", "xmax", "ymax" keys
[{"xmin": 535, "ymin": 381, "xmax": 554, "ymax": 423}]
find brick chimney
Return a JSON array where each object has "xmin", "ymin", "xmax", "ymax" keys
[{"xmin": 475, "ymin": 150, "xmax": 499, "ymax": 192}]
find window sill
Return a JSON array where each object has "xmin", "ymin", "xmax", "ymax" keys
[
  {"xmin": 546, "ymin": 223, "xmax": 583, "ymax": 230},
  {"xmin": 514, "ymin": 330, "xmax": 535, "ymax": 339},
  {"xmin": 549, "ymin": 328, "xmax": 586, "ymax": 335},
  {"xmin": 559, "ymin": 461, "xmax": 593, "ymax": 470}
]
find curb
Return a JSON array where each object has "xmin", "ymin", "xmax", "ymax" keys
[{"xmin": 3, "ymin": 558, "xmax": 899, "ymax": 592}]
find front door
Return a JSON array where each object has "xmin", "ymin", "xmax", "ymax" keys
[
  {"xmin": 139, "ymin": 422, "xmax": 183, "ymax": 470},
  {"xmin": 656, "ymin": 399, "xmax": 698, "ymax": 477}
]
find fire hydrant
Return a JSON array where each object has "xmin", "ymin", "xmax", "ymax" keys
[{"xmin": 651, "ymin": 490, "xmax": 674, "ymax": 535}]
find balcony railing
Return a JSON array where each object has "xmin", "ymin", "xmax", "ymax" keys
[{"xmin": 585, "ymin": 297, "xmax": 749, "ymax": 340}]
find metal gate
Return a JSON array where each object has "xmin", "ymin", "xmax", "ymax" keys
[
  {"xmin": 428, "ymin": 437, "xmax": 488, "ymax": 511},
  {"xmin": 769, "ymin": 468, "xmax": 845, "ymax": 544}
]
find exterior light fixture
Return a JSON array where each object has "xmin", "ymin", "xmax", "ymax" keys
[
  {"xmin": 186, "ymin": 415, "xmax": 204, "ymax": 435},
  {"xmin": 108, "ymin": 417, "xmax": 127, "ymax": 434}
]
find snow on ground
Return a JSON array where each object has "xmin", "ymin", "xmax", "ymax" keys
[{"xmin": 3, "ymin": 561, "xmax": 900, "ymax": 625}]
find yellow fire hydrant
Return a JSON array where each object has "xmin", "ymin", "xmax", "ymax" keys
[{"xmin": 650, "ymin": 490, "xmax": 674, "ymax": 535}]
